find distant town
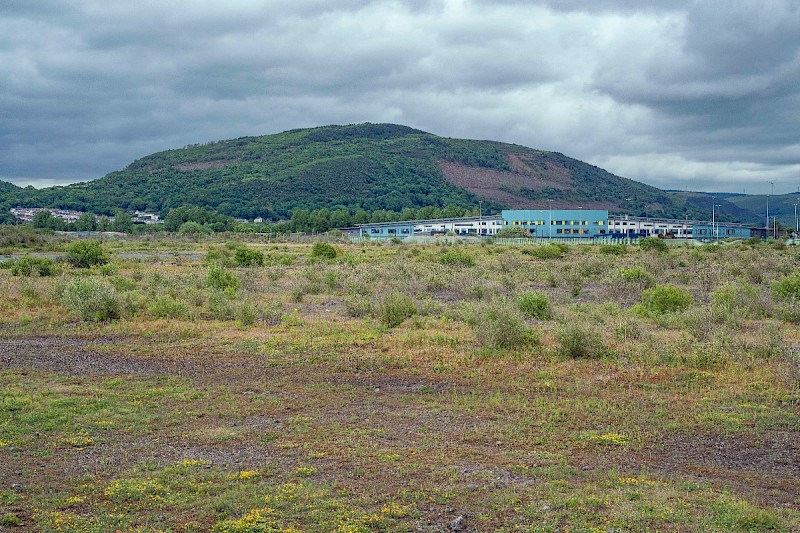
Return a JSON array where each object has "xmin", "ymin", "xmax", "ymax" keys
[{"xmin": 10, "ymin": 207, "xmax": 161, "ymax": 225}]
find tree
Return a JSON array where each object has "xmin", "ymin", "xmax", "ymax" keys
[
  {"xmin": 74, "ymin": 212, "xmax": 97, "ymax": 232},
  {"xmin": 112, "ymin": 209, "xmax": 133, "ymax": 233}
]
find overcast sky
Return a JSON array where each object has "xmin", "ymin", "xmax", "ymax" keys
[{"xmin": 2, "ymin": 0, "xmax": 799, "ymax": 194}]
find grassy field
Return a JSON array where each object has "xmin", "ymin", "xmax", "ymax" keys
[{"xmin": 0, "ymin": 232, "xmax": 798, "ymax": 532}]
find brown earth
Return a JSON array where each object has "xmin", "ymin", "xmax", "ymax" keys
[{"xmin": 439, "ymin": 152, "xmax": 618, "ymax": 210}]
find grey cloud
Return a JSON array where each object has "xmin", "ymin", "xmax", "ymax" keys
[{"xmin": 1, "ymin": 0, "xmax": 798, "ymax": 195}]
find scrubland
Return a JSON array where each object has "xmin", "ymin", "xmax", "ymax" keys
[{"xmin": 0, "ymin": 232, "xmax": 798, "ymax": 532}]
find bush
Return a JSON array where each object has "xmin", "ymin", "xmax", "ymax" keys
[
  {"xmin": 178, "ymin": 221, "xmax": 210, "ymax": 234},
  {"xmin": 638, "ymin": 284, "xmax": 694, "ymax": 316},
  {"xmin": 711, "ymin": 282, "xmax": 766, "ymax": 319},
  {"xmin": 206, "ymin": 265, "xmax": 240, "ymax": 293},
  {"xmin": 10, "ymin": 256, "xmax": 57, "ymax": 277},
  {"xmin": 234, "ymin": 247, "xmax": 265, "ymax": 267},
  {"xmin": 517, "ymin": 291, "xmax": 552, "ymax": 320},
  {"xmin": 147, "ymin": 295, "xmax": 188, "ymax": 319},
  {"xmin": 65, "ymin": 240, "xmax": 109, "ymax": 268},
  {"xmin": 524, "ymin": 244, "xmax": 566, "ymax": 260},
  {"xmin": 599, "ymin": 244, "xmax": 627, "ymax": 256},
  {"xmin": 474, "ymin": 305, "xmax": 538, "ymax": 350},
  {"xmin": 614, "ymin": 267, "xmax": 655, "ymax": 288},
  {"xmin": 310, "ymin": 242, "xmax": 338, "ymax": 261},
  {"xmin": 772, "ymin": 272, "xmax": 800, "ymax": 301},
  {"xmin": 437, "ymin": 250, "xmax": 475, "ymax": 267},
  {"xmin": 557, "ymin": 324, "xmax": 606, "ymax": 358},
  {"xmin": 61, "ymin": 279, "xmax": 120, "ymax": 321},
  {"xmin": 638, "ymin": 237, "xmax": 668, "ymax": 253},
  {"xmin": 376, "ymin": 292, "xmax": 417, "ymax": 328}
]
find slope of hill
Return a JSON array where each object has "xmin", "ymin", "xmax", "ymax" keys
[
  {"xmin": 0, "ymin": 180, "xmax": 19, "ymax": 193},
  {"xmin": 723, "ymin": 193, "xmax": 800, "ymax": 228},
  {"xmin": 3, "ymin": 123, "xmax": 714, "ymax": 220}
]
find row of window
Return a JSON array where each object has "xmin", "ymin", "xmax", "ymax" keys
[{"xmin": 507, "ymin": 220, "xmax": 605, "ymax": 226}]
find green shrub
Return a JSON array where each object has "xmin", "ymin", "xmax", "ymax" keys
[
  {"xmin": 98, "ymin": 263, "xmax": 117, "ymax": 276},
  {"xmin": 614, "ymin": 267, "xmax": 655, "ymax": 288},
  {"xmin": 236, "ymin": 302, "xmax": 258, "ymax": 327},
  {"xmin": 517, "ymin": 291, "xmax": 552, "ymax": 320},
  {"xmin": 474, "ymin": 305, "xmax": 538, "ymax": 350},
  {"xmin": 178, "ymin": 221, "xmax": 210, "ymax": 234},
  {"xmin": 61, "ymin": 279, "xmax": 120, "ymax": 322},
  {"xmin": 207, "ymin": 290, "xmax": 235, "ymax": 321},
  {"xmin": 523, "ymin": 243, "xmax": 567, "ymax": 260},
  {"xmin": 772, "ymin": 272, "xmax": 800, "ymax": 300},
  {"xmin": 310, "ymin": 242, "xmax": 338, "ymax": 261},
  {"xmin": 10, "ymin": 256, "xmax": 57, "ymax": 277},
  {"xmin": 599, "ymin": 243, "xmax": 628, "ymax": 256},
  {"xmin": 711, "ymin": 282, "xmax": 765, "ymax": 319},
  {"xmin": 234, "ymin": 247, "xmax": 265, "ymax": 267},
  {"xmin": 376, "ymin": 292, "xmax": 417, "ymax": 328},
  {"xmin": 65, "ymin": 240, "xmax": 109, "ymax": 268},
  {"xmin": 206, "ymin": 265, "xmax": 240, "ymax": 293},
  {"xmin": 437, "ymin": 250, "xmax": 475, "ymax": 267},
  {"xmin": 638, "ymin": 236, "xmax": 668, "ymax": 253},
  {"xmin": 557, "ymin": 324, "xmax": 606, "ymax": 358},
  {"xmin": 147, "ymin": 295, "xmax": 188, "ymax": 319},
  {"xmin": 638, "ymin": 284, "xmax": 694, "ymax": 316}
]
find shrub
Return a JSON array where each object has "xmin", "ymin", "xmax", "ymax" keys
[
  {"xmin": 437, "ymin": 250, "xmax": 475, "ymax": 267},
  {"xmin": 147, "ymin": 295, "xmax": 188, "ymax": 319},
  {"xmin": 310, "ymin": 242, "xmax": 338, "ymax": 261},
  {"xmin": 772, "ymin": 272, "xmax": 800, "ymax": 300},
  {"xmin": 638, "ymin": 284, "xmax": 694, "ymax": 316},
  {"xmin": 711, "ymin": 282, "xmax": 766, "ymax": 319},
  {"xmin": 65, "ymin": 240, "xmax": 109, "ymax": 268},
  {"xmin": 557, "ymin": 324, "xmax": 606, "ymax": 358},
  {"xmin": 178, "ymin": 221, "xmax": 209, "ymax": 234},
  {"xmin": 61, "ymin": 279, "xmax": 120, "ymax": 321},
  {"xmin": 638, "ymin": 237, "xmax": 668, "ymax": 253},
  {"xmin": 10, "ymin": 256, "xmax": 57, "ymax": 277},
  {"xmin": 206, "ymin": 265, "xmax": 240, "ymax": 293},
  {"xmin": 517, "ymin": 291, "xmax": 552, "ymax": 320},
  {"xmin": 614, "ymin": 267, "xmax": 655, "ymax": 289},
  {"xmin": 376, "ymin": 292, "xmax": 417, "ymax": 328},
  {"xmin": 207, "ymin": 290, "xmax": 235, "ymax": 321},
  {"xmin": 234, "ymin": 247, "xmax": 265, "ymax": 267},
  {"xmin": 524, "ymin": 244, "xmax": 566, "ymax": 260},
  {"xmin": 599, "ymin": 244, "xmax": 627, "ymax": 256},
  {"xmin": 474, "ymin": 305, "xmax": 537, "ymax": 350}
]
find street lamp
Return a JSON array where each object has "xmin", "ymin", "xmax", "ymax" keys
[
  {"xmin": 547, "ymin": 199, "xmax": 554, "ymax": 239},
  {"xmin": 794, "ymin": 201, "xmax": 798, "ymax": 234},
  {"xmin": 714, "ymin": 204, "xmax": 721, "ymax": 240}
]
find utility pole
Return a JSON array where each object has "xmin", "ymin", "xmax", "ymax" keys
[
  {"xmin": 794, "ymin": 200, "xmax": 798, "ymax": 234},
  {"xmin": 767, "ymin": 181, "xmax": 774, "ymax": 234},
  {"xmin": 714, "ymin": 204, "xmax": 721, "ymax": 240},
  {"xmin": 547, "ymin": 199, "xmax": 554, "ymax": 239}
]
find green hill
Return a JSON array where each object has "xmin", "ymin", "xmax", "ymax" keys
[
  {"xmin": 0, "ymin": 180, "xmax": 19, "ymax": 193},
  {"xmin": 2, "ymin": 123, "xmax": 725, "ymax": 221}
]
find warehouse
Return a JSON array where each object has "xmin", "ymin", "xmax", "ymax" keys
[
  {"xmin": 356, "ymin": 209, "xmax": 758, "ymax": 241},
  {"xmin": 501, "ymin": 209, "xmax": 608, "ymax": 238}
]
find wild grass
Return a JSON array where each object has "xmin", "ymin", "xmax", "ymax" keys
[{"xmin": 0, "ymin": 236, "xmax": 798, "ymax": 531}]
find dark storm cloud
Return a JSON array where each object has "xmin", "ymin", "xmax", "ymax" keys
[{"xmin": 1, "ymin": 0, "xmax": 798, "ymax": 193}]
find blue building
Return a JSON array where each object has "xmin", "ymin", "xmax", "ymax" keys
[
  {"xmin": 358, "ymin": 221, "xmax": 414, "ymax": 239},
  {"xmin": 501, "ymin": 209, "xmax": 609, "ymax": 238},
  {"xmin": 692, "ymin": 223, "xmax": 752, "ymax": 240}
]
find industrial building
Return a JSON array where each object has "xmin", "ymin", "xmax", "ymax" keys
[{"xmin": 356, "ymin": 210, "xmax": 759, "ymax": 241}]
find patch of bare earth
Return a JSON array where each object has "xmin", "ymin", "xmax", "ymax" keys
[{"xmin": 439, "ymin": 152, "xmax": 618, "ymax": 210}]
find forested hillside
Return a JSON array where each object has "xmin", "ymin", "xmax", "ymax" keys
[{"xmin": 1, "ymin": 123, "xmax": 725, "ymax": 221}]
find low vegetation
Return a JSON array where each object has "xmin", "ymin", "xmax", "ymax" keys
[{"xmin": 0, "ymin": 230, "xmax": 798, "ymax": 531}]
